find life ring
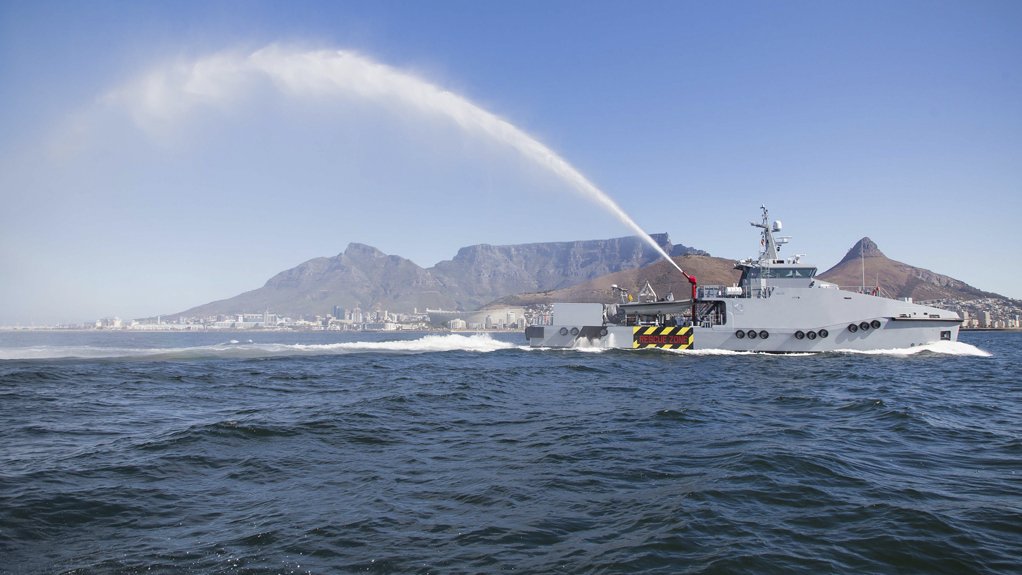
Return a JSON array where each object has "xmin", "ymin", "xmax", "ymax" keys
[
  {"xmin": 848, "ymin": 324, "xmax": 858, "ymax": 333},
  {"xmin": 747, "ymin": 329, "xmax": 758, "ymax": 339},
  {"xmin": 559, "ymin": 327, "xmax": 569, "ymax": 336},
  {"xmin": 806, "ymin": 330, "xmax": 817, "ymax": 340},
  {"xmin": 736, "ymin": 330, "xmax": 745, "ymax": 339},
  {"xmin": 794, "ymin": 330, "xmax": 805, "ymax": 340},
  {"xmin": 859, "ymin": 321, "xmax": 870, "ymax": 331},
  {"xmin": 759, "ymin": 330, "xmax": 769, "ymax": 339},
  {"xmin": 818, "ymin": 329, "xmax": 829, "ymax": 338},
  {"xmin": 870, "ymin": 319, "xmax": 881, "ymax": 329}
]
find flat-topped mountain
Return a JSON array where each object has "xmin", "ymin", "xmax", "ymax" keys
[{"xmin": 171, "ymin": 234, "xmax": 707, "ymax": 319}]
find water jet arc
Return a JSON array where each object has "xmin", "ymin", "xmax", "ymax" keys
[{"xmin": 114, "ymin": 46, "xmax": 692, "ymax": 281}]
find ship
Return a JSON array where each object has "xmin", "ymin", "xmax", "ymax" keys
[{"xmin": 524, "ymin": 207, "xmax": 962, "ymax": 352}]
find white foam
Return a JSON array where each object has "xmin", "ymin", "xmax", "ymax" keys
[
  {"xmin": 570, "ymin": 346, "xmax": 610, "ymax": 354},
  {"xmin": 568, "ymin": 338, "xmax": 611, "ymax": 353},
  {"xmin": 0, "ymin": 333, "xmax": 519, "ymax": 361},
  {"xmin": 290, "ymin": 333, "xmax": 517, "ymax": 354},
  {"xmin": 2, "ymin": 335, "xmax": 990, "ymax": 361},
  {"xmin": 0, "ymin": 346, "xmax": 170, "ymax": 360},
  {"xmin": 834, "ymin": 340, "xmax": 991, "ymax": 357}
]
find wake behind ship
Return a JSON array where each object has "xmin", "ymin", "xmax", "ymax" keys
[{"xmin": 525, "ymin": 207, "xmax": 962, "ymax": 352}]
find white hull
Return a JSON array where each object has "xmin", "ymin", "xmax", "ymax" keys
[{"xmin": 528, "ymin": 319, "xmax": 959, "ymax": 353}]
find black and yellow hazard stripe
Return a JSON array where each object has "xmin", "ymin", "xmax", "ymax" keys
[{"xmin": 632, "ymin": 326, "xmax": 694, "ymax": 349}]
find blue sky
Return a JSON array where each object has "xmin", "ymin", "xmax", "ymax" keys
[{"xmin": 1, "ymin": 0, "xmax": 1020, "ymax": 324}]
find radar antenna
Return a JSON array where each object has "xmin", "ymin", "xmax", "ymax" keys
[{"xmin": 751, "ymin": 205, "xmax": 781, "ymax": 261}]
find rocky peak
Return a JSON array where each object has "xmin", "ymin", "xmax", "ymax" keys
[
  {"xmin": 838, "ymin": 237, "xmax": 886, "ymax": 265},
  {"xmin": 342, "ymin": 243, "xmax": 388, "ymax": 260}
]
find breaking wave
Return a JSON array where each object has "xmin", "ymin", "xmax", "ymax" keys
[
  {"xmin": 0, "ymin": 333, "xmax": 519, "ymax": 361},
  {"xmin": 0, "ymin": 334, "xmax": 991, "ymax": 361},
  {"xmin": 833, "ymin": 340, "xmax": 991, "ymax": 357}
]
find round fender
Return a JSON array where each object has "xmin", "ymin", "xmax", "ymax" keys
[
  {"xmin": 559, "ymin": 327, "xmax": 568, "ymax": 336},
  {"xmin": 806, "ymin": 330, "xmax": 817, "ymax": 340},
  {"xmin": 859, "ymin": 321, "xmax": 870, "ymax": 331},
  {"xmin": 570, "ymin": 327, "xmax": 580, "ymax": 336},
  {"xmin": 848, "ymin": 324, "xmax": 858, "ymax": 333},
  {"xmin": 599, "ymin": 328, "xmax": 608, "ymax": 337},
  {"xmin": 794, "ymin": 330, "xmax": 805, "ymax": 340},
  {"xmin": 747, "ymin": 329, "xmax": 758, "ymax": 339},
  {"xmin": 759, "ymin": 330, "xmax": 769, "ymax": 339},
  {"xmin": 818, "ymin": 329, "xmax": 829, "ymax": 338},
  {"xmin": 870, "ymin": 319, "xmax": 881, "ymax": 329},
  {"xmin": 736, "ymin": 330, "xmax": 745, "ymax": 339}
]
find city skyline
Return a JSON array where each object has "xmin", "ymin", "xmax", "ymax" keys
[{"xmin": 2, "ymin": 1, "xmax": 1020, "ymax": 324}]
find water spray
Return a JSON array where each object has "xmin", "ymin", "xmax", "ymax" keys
[{"xmin": 113, "ymin": 46, "xmax": 696, "ymax": 297}]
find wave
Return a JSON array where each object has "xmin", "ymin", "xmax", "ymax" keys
[
  {"xmin": 833, "ymin": 340, "xmax": 991, "ymax": 357},
  {"xmin": 296, "ymin": 333, "xmax": 520, "ymax": 354},
  {"xmin": 0, "ymin": 333, "xmax": 519, "ymax": 361},
  {"xmin": 0, "ymin": 335, "xmax": 990, "ymax": 361}
]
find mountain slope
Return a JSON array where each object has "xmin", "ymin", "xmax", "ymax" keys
[
  {"xmin": 175, "ymin": 243, "xmax": 458, "ymax": 319},
  {"xmin": 817, "ymin": 238, "xmax": 998, "ymax": 301}
]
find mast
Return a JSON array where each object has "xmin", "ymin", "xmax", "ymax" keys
[
  {"xmin": 751, "ymin": 206, "xmax": 779, "ymax": 261},
  {"xmin": 860, "ymin": 240, "xmax": 866, "ymax": 293}
]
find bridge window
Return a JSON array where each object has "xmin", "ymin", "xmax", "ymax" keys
[{"xmin": 762, "ymin": 267, "xmax": 817, "ymax": 278}]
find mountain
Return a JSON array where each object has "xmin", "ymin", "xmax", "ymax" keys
[
  {"xmin": 816, "ymin": 238, "xmax": 999, "ymax": 301},
  {"xmin": 430, "ymin": 234, "xmax": 705, "ymax": 307},
  {"xmin": 171, "ymin": 234, "xmax": 706, "ymax": 319},
  {"xmin": 175, "ymin": 243, "xmax": 459, "ymax": 319}
]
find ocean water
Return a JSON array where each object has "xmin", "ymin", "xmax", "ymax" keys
[{"xmin": 0, "ymin": 330, "xmax": 1018, "ymax": 574}]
